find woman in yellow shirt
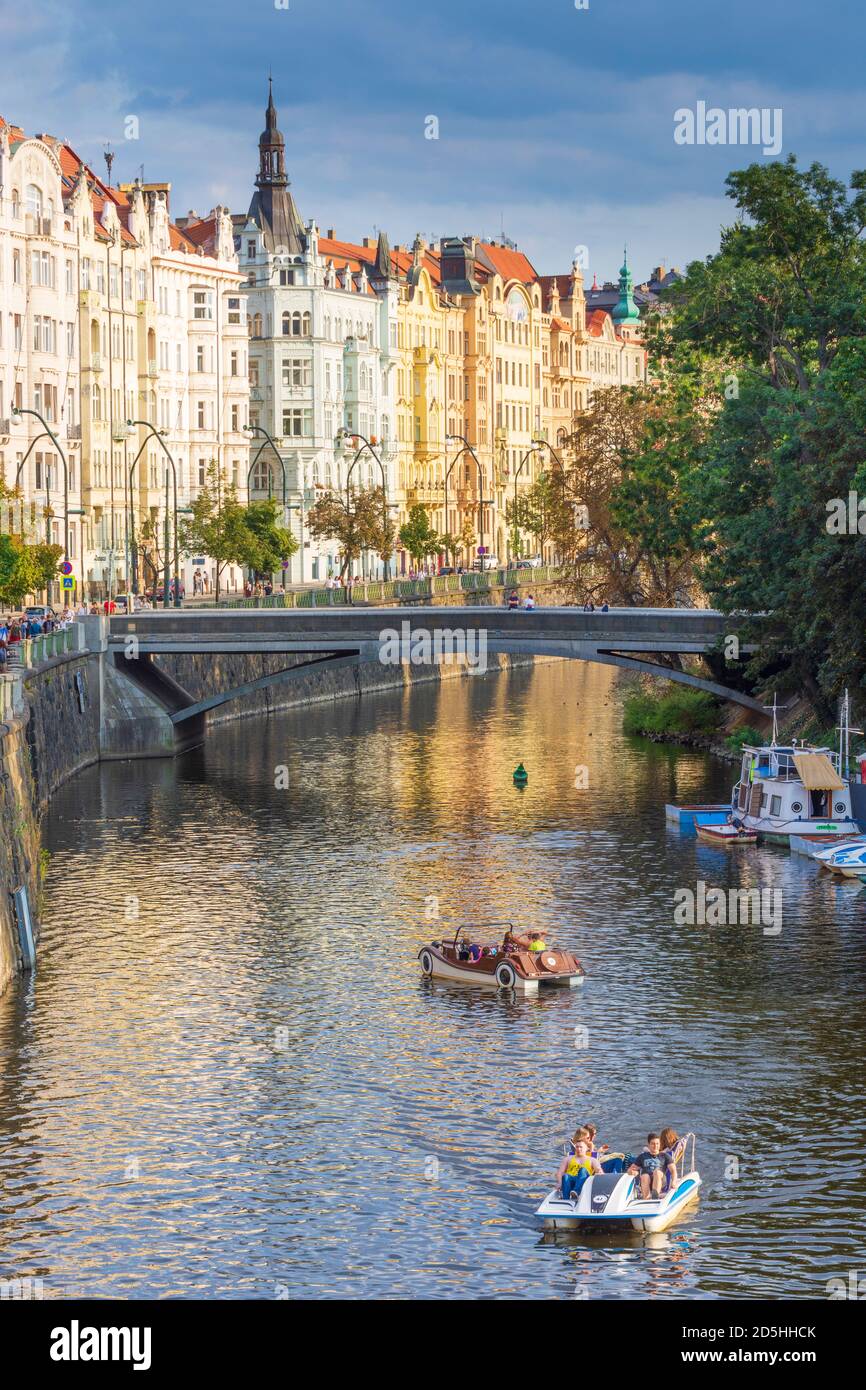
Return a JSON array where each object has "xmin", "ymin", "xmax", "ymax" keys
[{"xmin": 557, "ymin": 1134, "xmax": 604, "ymax": 1200}]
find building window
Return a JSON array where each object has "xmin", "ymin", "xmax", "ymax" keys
[
  {"xmin": 282, "ymin": 407, "xmax": 312, "ymax": 437},
  {"xmin": 193, "ymin": 290, "xmax": 214, "ymax": 320},
  {"xmin": 227, "ymin": 297, "xmax": 241, "ymax": 325}
]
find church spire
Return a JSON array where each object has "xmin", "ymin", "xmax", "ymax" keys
[
  {"xmin": 257, "ymin": 76, "xmax": 287, "ymax": 188},
  {"xmin": 613, "ymin": 244, "xmax": 639, "ymax": 325},
  {"xmin": 248, "ymin": 78, "xmax": 306, "ymax": 255}
]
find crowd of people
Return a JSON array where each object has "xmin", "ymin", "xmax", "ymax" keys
[
  {"xmin": 556, "ymin": 1125, "xmax": 688, "ymax": 1202},
  {"xmin": 0, "ymin": 606, "xmax": 80, "ymax": 669}
]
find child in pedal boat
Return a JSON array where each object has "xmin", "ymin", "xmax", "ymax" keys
[{"xmin": 557, "ymin": 1132, "xmax": 604, "ymax": 1200}]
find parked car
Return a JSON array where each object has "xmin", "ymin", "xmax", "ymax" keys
[
  {"xmin": 472, "ymin": 554, "xmax": 500, "ymax": 572},
  {"xmin": 513, "ymin": 559, "xmax": 534, "ymax": 570},
  {"xmin": 438, "ymin": 566, "xmax": 458, "ymax": 576},
  {"xmin": 24, "ymin": 605, "xmax": 56, "ymax": 621}
]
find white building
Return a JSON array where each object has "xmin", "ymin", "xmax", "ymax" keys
[
  {"xmin": 0, "ymin": 118, "xmax": 83, "ymax": 598},
  {"xmin": 0, "ymin": 110, "xmax": 250, "ymax": 603},
  {"xmin": 235, "ymin": 83, "xmax": 398, "ymax": 582}
]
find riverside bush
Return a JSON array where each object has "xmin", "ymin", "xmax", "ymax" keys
[{"xmin": 623, "ymin": 686, "xmax": 722, "ymax": 738}]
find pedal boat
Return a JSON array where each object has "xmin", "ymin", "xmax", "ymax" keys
[
  {"xmin": 419, "ymin": 923, "xmax": 585, "ymax": 994},
  {"xmin": 536, "ymin": 1135, "xmax": 701, "ymax": 1234}
]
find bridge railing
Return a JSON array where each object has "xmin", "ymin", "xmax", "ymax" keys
[
  {"xmin": 217, "ymin": 565, "xmax": 565, "ymax": 610},
  {"xmin": 11, "ymin": 625, "xmax": 81, "ymax": 669}
]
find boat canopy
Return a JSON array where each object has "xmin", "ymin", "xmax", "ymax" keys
[{"xmin": 791, "ymin": 752, "xmax": 845, "ymax": 791}]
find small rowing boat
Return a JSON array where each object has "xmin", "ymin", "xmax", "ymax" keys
[{"xmin": 695, "ymin": 821, "xmax": 757, "ymax": 846}]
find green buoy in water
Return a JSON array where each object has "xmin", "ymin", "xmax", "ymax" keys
[{"xmin": 513, "ymin": 763, "xmax": 528, "ymax": 785}]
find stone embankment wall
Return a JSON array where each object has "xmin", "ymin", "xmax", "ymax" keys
[{"xmin": 0, "ymin": 653, "xmax": 101, "ymax": 996}]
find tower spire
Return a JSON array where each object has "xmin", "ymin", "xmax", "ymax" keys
[
  {"xmin": 248, "ymin": 78, "xmax": 306, "ymax": 256},
  {"xmin": 257, "ymin": 76, "xmax": 287, "ymax": 187},
  {"xmin": 613, "ymin": 243, "xmax": 639, "ymax": 325}
]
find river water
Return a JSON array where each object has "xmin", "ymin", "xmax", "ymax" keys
[{"xmin": 1, "ymin": 660, "xmax": 865, "ymax": 1300}]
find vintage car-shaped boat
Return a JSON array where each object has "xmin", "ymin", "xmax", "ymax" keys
[{"xmin": 418, "ymin": 923, "xmax": 586, "ymax": 993}]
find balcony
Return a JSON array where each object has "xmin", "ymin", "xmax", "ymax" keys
[{"xmin": 25, "ymin": 214, "xmax": 53, "ymax": 236}]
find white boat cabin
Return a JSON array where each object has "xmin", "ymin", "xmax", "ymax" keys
[{"xmin": 731, "ymin": 744, "xmax": 857, "ymax": 841}]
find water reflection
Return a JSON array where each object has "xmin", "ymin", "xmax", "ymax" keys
[{"xmin": 0, "ymin": 660, "xmax": 864, "ymax": 1298}]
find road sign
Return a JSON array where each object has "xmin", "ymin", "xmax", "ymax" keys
[
  {"xmin": 281, "ymin": 560, "xmax": 289, "ymax": 570},
  {"xmin": 477, "ymin": 546, "xmax": 488, "ymax": 555},
  {"xmin": 61, "ymin": 576, "xmax": 76, "ymax": 590},
  {"xmin": 59, "ymin": 560, "xmax": 73, "ymax": 576}
]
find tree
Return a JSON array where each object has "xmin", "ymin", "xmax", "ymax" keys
[
  {"xmin": 505, "ymin": 473, "xmax": 573, "ymax": 560},
  {"xmin": 244, "ymin": 498, "xmax": 298, "ymax": 577},
  {"xmin": 633, "ymin": 155, "xmax": 866, "ymax": 714},
  {"xmin": 307, "ymin": 485, "xmax": 392, "ymax": 578},
  {"xmin": 458, "ymin": 515, "xmax": 477, "ymax": 567},
  {"xmin": 0, "ymin": 534, "xmax": 38, "ymax": 608},
  {"xmin": 398, "ymin": 505, "xmax": 441, "ymax": 566},
  {"xmin": 178, "ymin": 462, "xmax": 258, "ymax": 601}
]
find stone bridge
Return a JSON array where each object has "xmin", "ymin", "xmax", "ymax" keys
[{"xmin": 107, "ymin": 605, "xmax": 763, "ymax": 738}]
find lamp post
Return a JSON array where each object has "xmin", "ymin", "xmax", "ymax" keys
[
  {"xmin": 127, "ymin": 420, "xmax": 181, "ymax": 608},
  {"xmin": 446, "ymin": 433, "xmax": 486, "ymax": 570},
  {"xmin": 510, "ymin": 442, "xmax": 544, "ymax": 564},
  {"xmin": 244, "ymin": 424, "xmax": 287, "ymax": 508},
  {"xmin": 336, "ymin": 428, "xmax": 392, "ymax": 580},
  {"xmin": 11, "ymin": 408, "xmax": 70, "ymax": 605}
]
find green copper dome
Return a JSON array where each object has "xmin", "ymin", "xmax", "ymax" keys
[{"xmin": 612, "ymin": 245, "xmax": 640, "ymax": 325}]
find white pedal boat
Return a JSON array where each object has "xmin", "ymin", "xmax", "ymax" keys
[{"xmin": 536, "ymin": 1136, "xmax": 701, "ymax": 1234}]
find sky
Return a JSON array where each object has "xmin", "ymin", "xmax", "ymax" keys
[{"xmin": 2, "ymin": 0, "xmax": 865, "ymax": 282}]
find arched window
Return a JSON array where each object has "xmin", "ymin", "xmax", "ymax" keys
[
  {"xmin": 292, "ymin": 312, "xmax": 302, "ymax": 336},
  {"xmin": 25, "ymin": 183, "xmax": 43, "ymax": 220},
  {"xmin": 253, "ymin": 313, "xmax": 263, "ymax": 337},
  {"xmin": 302, "ymin": 311, "xmax": 311, "ymax": 335},
  {"xmin": 282, "ymin": 312, "xmax": 290, "ymax": 335},
  {"xmin": 11, "ymin": 189, "xmax": 20, "ymax": 218}
]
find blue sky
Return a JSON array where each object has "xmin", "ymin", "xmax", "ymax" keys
[{"xmin": 3, "ymin": 0, "xmax": 864, "ymax": 280}]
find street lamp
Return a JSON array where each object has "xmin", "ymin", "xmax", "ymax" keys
[
  {"xmin": 336, "ymin": 428, "xmax": 392, "ymax": 580},
  {"xmin": 446, "ymin": 433, "xmax": 486, "ymax": 571},
  {"xmin": 11, "ymin": 407, "xmax": 70, "ymax": 605},
  {"xmin": 244, "ymin": 424, "xmax": 287, "ymax": 509},
  {"xmin": 126, "ymin": 420, "xmax": 181, "ymax": 609}
]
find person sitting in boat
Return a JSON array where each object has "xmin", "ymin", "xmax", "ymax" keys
[
  {"xmin": 457, "ymin": 939, "xmax": 472, "ymax": 961},
  {"xmin": 557, "ymin": 1134, "xmax": 604, "ymax": 1200},
  {"xmin": 659, "ymin": 1127, "xmax": 686, "ymax": 1190},
  {"xmin": 627, "ymin": 1133, "xmax": 674, "ymax": 1200},
  {"xmin": 502, "ymin": 929, "xmax": 530, "ymax": 953},
  {"xmin": 583, "ymin": 1123, "xmax": 628, "ymax": 1174},
  {"xmin": 468, "ymin": 943, "xmax": 482, "ymax": 961}
]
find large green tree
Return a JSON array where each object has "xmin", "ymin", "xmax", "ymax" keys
[{"xmin": 629, "ymin": 156, "xmax": 866, "ymax": 714}]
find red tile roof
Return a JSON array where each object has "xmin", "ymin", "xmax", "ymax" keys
[{"xmin": 477, "ymin": 241, "xmax": 538, "ymax": 285}]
